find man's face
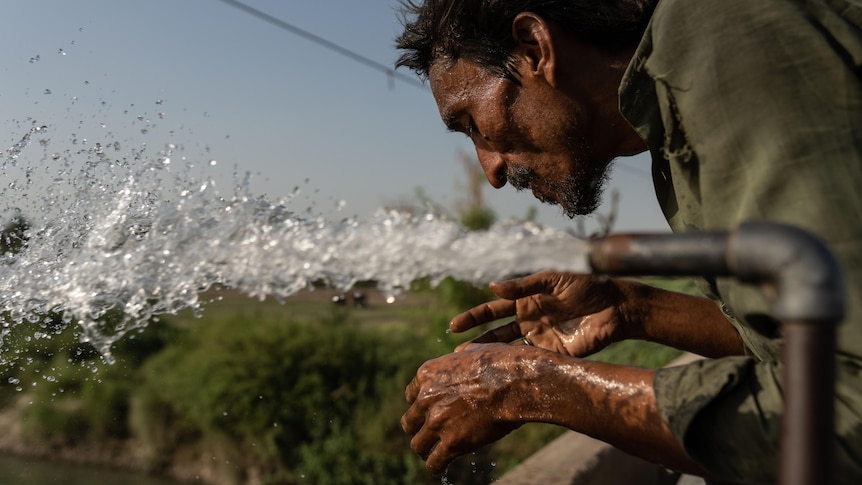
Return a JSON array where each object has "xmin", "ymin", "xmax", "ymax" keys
[{"xmin": 429, "ymin": 58, "xmax": 618, "ymax": 217}]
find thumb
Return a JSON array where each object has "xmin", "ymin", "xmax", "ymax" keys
[{"xmin": 490, "ymin": 271, "xmax": 558, "ymax": 299}]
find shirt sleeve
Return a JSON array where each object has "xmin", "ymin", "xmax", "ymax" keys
[
  {"xmin": 639, "ymin": 0, "xmax": 862, "ymax": 482},
  {"xmin": 654, "ymin": 357, "xmax": 783, "ymax": 484}
]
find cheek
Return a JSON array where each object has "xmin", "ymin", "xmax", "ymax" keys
[
  {"xmin": 512, "ymin": 100, "xmax": 573, "ymax": 155},
  {"xmin": 504, "ymin": 91, "xmax": 590, "ymax": 175},
  {"xmin": 536, "ymin": 154, "xmax": 576, "ymax": 181}
]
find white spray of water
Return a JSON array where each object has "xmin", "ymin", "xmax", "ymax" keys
[{"xmin": 1, "ymin": 125, "xmax": 590, "ymax": 361}]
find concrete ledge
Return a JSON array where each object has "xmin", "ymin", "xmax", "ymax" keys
[
  {"xmin": 496, "ymin": 353, "xmax": 705, "ymax": 485},
  {"xmin": 495, "ymin": 430, "xmax": 665, "ymax": 485}
]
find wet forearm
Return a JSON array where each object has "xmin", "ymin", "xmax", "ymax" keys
[
  {"xmin": 529, "ymin": 354, "xmax": 708, "ymax": 475},
  {"xmin": 620, "ymin": 281, "xmax": 744, "ymax": 357}
]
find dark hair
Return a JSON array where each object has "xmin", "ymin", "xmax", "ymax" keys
[{"xmin": 395, "ymin": 0, "xmax": 658, "ymax": 81}]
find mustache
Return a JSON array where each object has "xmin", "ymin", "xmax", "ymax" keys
[
  {"xmin": 504, "ymin": 164, "xmax": 606, "ymax": 218},
  {"xmin": 506, "ymin": 165, "xmax": 536, "ymax": 191},
  {"xmin": 506, "ymin": 166, "xmax": 557, "ymax": 206}
]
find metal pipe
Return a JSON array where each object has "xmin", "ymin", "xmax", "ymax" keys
[{"xmin": 587, "ymin": 221, "xmax": 845, "ymax": 485}]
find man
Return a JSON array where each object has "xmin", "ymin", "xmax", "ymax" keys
[{"xmin": 395, "ymin": 1, "xmax": 862, "ymax": 484}]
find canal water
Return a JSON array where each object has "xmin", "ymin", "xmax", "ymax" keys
[{"xmin": 0, "ymin": 454, "xmax": 184, "ymax": 485}]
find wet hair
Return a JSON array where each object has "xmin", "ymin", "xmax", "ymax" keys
[{"xmin": 395, "ymin": 0, "xmax": 658, "ymax": 81}]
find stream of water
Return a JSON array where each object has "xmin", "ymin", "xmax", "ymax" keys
[{"xmin": 1, "ymin": 123, "xmax": 590, "ymax": 363}]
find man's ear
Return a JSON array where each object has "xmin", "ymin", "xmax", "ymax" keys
[{"xmin": 511, "ymin": 12, "xmax": 557, "ymax": 86}]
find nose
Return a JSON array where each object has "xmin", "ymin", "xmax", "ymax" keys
[{"xmin": 476, "ymin": 149, "xmax": 507, "ymax": 189}]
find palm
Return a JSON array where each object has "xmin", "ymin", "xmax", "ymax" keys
[{"xmin": 451, "ymin": 272, "xmax": 627, "ymax": 357}]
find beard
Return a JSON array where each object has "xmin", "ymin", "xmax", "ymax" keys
[{"xmin": 506, "ymin": 162, "xmax": 611, "ymax": 218}]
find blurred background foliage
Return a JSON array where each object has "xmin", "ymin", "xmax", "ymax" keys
[
  {"xmin": 0, "ymin": 176, "xmax": 686, "ymax": 484},
  {"xmin": 0, "ymin": 275, "xmax": 685, "ymax": 485}
]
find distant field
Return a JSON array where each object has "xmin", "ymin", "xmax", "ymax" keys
[
  {"xmin": 192, "ymin": 280, "xmax": 687, "ymax": 368},
  {"xmin": 191, "ymin": 285, "xmax": 443, "ymax": 329}
]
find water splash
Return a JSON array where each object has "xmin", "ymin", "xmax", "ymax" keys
[
  {"xmin": 0, "ymin": 126, "xmax": 589, "ymax": 362},
  {"xmin": 4, "ymin": 125, "xmax": 48, "ymax": 168}
]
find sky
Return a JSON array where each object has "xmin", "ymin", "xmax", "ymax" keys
[{"xmin": 1, "ymin": 0, "xmax": 669, "ymax": 234}]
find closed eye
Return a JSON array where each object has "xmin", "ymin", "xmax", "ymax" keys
[
  {"xmin": 443, "ymin": 114, "xmax": 480, "ymax": 139},
  {"xmin": 466, "ymin": 117, "xmax": 479, "ymax": 137}
]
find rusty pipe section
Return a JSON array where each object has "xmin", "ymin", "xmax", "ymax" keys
[{"xmin": 587, "ymin": 221, "xmax": 845, "ymax": 485}]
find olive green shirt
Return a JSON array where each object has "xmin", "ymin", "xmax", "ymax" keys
[{"xmin": 619, "ymin": 0, "xmax": 862, "ymax": 483}]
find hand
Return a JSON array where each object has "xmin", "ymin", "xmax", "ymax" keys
[
  {"xmin": 401, "ymin": 343, "xmax": 550, "ymax": 476},
  {"xmin": 401, "ymin": 340, "xmax": 708, "ymax": 478},
  {"xmin": 451, "ymin": 271, "xmax": 633, "ymax": 357}
]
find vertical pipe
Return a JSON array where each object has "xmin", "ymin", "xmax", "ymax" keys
[
  {"xmin": 780, "ymin": 323, "xmax": 835, "ymax": 485},
  {"xmin": 588, "ymin": 222, "xmax": 844, "ymax": 485}
]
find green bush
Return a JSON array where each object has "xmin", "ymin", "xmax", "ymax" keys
[
  {"xmin": 22, "ymin": 400, "xmax": 90, "ymax": 442},
  {"xmin": 80, "ymin": 373, "xmax": 132, "ymax": 439},
  {"xmin": 459, "ymin": 207, "xmax": 496, "ymax": 231},
  {"xmin": 142, "ymin": 311, "xmax": 441, "ymax": 484},
  {"xmin": 4, "ymin": 314, "xmax": 176, "ymax": 444}
]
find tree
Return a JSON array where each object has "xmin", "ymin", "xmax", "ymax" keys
[{"xmin": 455, "ymin": 150, "xmax": 496, "ymax": 231}]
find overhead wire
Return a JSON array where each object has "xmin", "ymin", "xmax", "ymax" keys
[
  {"xmin": 215, "ymin": 0, "xmax": 649, "ymax": 179},
  {"xmin": 214, "ymin": 0, "xmax": 426, "ymax": 90}
]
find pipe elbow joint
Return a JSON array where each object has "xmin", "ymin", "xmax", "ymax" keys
[{"xmin": 729, "ymin": 222, "xmax": 845, "ymax": 324}]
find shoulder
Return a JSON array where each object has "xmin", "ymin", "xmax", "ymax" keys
[{"xmin": 646, "ymin": 0, "xmax": 812, "ymax": 71}]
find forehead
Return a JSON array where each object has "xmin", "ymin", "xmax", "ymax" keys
[{"xmin": 428, "ymin": 59, "xmax": 502, "ymax": 121}]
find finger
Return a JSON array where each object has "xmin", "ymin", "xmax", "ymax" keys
[
  {"xmin": 458, "ymin": 321, "xmax": 522, "ymax": 349},
  {"xmin": 454, "ymin": 342, "xmax": 479, "ymax": 352},
  {"xmin": 450, "ymin": 299, "xmax": 516, "ymax": 332},
  {"xmin": 401, "ymin": 404, "xmax": 425, "ymax": 435},
  {"xmin": 409, "ymin": 424, "xmax": 439, "ymax": 460},
  {"xmin": 490, "ymin": 270, "xmax": 575, "ymax": 299},
  {"xmin": 405, "ymin": 376, "xmax": 421, "ymax": 405},
  {"xmin": 425, "ymin": 441, "xmax": 456, "ymax": 478}
]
